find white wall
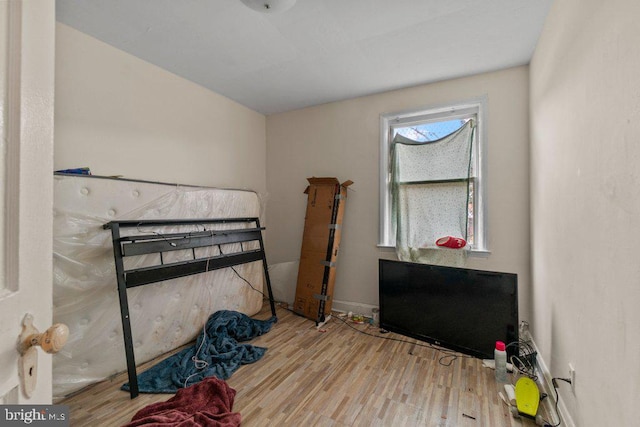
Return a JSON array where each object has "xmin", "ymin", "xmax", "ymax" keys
[
  {"xmin": 55, "ymin": 24, "xmax": 267, "ymax": 193},
  {"xmin": 530, "ymin": 1, "xmax": 640, "ymax": 425},
  {"xmin": 266, "ymin": 66, "xmax": 531, "ymax": 320}
]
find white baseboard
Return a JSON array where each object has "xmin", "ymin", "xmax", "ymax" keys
[
  {"xmin": 527, "ymin": 334, "xmax": 576, "ymax": 427},
  {"xmin": 331, "ymin": 299, "xmax": 378, "ymax": 316}
]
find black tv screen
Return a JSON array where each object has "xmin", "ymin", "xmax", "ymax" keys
[{"xmin": 379, "ymin": 259, "xmax": 518, "ymax": 359}]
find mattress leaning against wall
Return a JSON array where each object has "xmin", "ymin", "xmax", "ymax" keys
[{"xmin": 52, "ymin": 174, "xmax": 264, "ymax": 400}]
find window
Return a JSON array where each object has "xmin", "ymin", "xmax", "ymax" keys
[{"xmin": 379, "ymin": 97, "xmax": 487, "ymax": 254}]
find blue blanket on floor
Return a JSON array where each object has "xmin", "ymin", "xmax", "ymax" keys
[{"xmin": 122, "ymin": 310, "xmax": 277, "ymax": 393}]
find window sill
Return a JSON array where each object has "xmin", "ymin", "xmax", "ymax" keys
[{"xmin": 377, "ymin": 244, "xmax": 491, "ymax": 257}]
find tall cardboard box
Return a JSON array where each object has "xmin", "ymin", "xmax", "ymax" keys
[{"xmin": 294, "ymin": 177, "xmax": 352, "ymax": 322}]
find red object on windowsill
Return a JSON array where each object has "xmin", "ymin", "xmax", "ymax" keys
[{"xmin": 435, "ymin": 236, "xmax": 467, "ymax": 249}]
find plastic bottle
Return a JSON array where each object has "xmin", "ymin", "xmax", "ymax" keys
[
  {"xmin": 371, "ymin": 308, "xmax": 380, "ymax": 326},
  {"xmin": 494, "ymin": 340, "xmax": 507, "ymax": 383}
]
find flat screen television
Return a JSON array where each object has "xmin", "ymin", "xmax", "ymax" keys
[{"xmin": 379, "ymin": 259, "xmax": 518, "ymax": 359}]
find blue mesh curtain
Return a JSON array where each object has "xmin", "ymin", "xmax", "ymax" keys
[{"xmin": 391, "ymin": 120, "xmax": 474, "ymax": 262}]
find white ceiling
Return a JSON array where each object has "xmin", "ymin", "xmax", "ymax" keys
[{"xmin": 56, "ymin": 0, "xmax": 553, "ymax": 115}]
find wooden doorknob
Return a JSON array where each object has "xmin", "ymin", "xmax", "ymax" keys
[
  {"xmin": 32, "ymin": 323, "xmax": 69, "ymax": 354},
  {"xmin": 18, "ymin": 314, "xmax": 69, "ymax": 398},
  {"xmin": 18, "ymin": 314, "xmax": 69, "ymax": 355}
]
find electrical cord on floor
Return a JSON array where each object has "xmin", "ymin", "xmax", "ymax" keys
[
  {"xmin": 540, "ymin": 377, "xmax": 571, "ymax": 427},
  {"xmin": 211, "ymin": 243, "xmax": 477, "ymax": 369},
  {"xmin": 250, "ymin": 301, "xmax": 474, "ymax": 367},
  {"xmin": 329, "ymin": 312, "xmax": 475, "ymax": 367},
  {"xmin": 203, "ymin": 255, "xmax": 478, "ymax": 370},
  {"xmin": 183, "ymin": 322, "xmax": 210, "ymax": 388}
]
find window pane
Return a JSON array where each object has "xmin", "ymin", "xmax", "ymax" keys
[
  {"xmin": 393, "ymin": 120, "xmax": 475, "ymax": 250},
  {"xmin": 392, "ymin": 118, "xmax": 476, "ymax": 247},
  {"xmin": 394, "ymin": 118, "xmax": 469, "ymax": 142},
  {"xmin": 396, "ymin": 181, "xmax": 470, "ymax": 248},
  {"xmin": 380, "ymin": 99, "xmax": 485, "ymax": 250}
]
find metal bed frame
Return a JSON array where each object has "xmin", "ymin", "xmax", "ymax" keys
[{"xmin": 104, "ymin": 217, "xmax": 276, "ymax": 398}]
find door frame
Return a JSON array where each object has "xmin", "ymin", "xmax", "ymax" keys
[{"xmin": 0, "ymin": 0, "xmax": 55, "ymax": 404}]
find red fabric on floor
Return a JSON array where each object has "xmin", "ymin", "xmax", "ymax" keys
[{"xmin": 122, "ymin": 377, "xmax": 241, "ymax": 427}]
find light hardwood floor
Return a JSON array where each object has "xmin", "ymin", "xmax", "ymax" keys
[{"xmin": 61, "ymin": 303, "xmax": 546, "ymax": 426}]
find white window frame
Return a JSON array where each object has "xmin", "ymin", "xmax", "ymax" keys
[{"xmin": 379, "ymin": 96, "xmax": 489, "ymax": 254}]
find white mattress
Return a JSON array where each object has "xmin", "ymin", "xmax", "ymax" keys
[{"xmin": 52, "ymin": 174, "xmax": 264, "ymax": 399}]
